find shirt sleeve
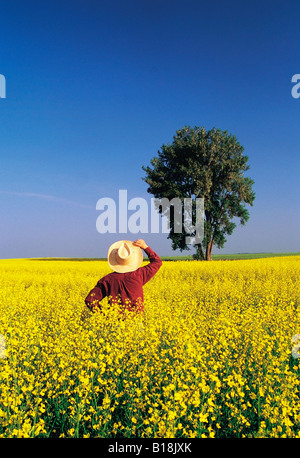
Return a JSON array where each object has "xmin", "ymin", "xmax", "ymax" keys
[
  {"xmin": 139, "ymin": 246, "xmax": 162, "ymax": 285},
  {"xmin": 85, "ymin": 280, "xmax": 107, "ymax": 310}
]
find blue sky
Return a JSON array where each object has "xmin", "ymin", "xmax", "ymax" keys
[{"xmin": 0, "ymin": 0, "xmax": 299, "ymax": 258}]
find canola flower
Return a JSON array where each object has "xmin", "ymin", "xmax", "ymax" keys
[{"xmin": 0, "ymin": 256, "xmax": 299, "ymax": 438}]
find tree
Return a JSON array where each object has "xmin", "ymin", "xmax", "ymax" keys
[{"xmin": 142, "ymin": 126, "xmax": 255, "ymax": 260}]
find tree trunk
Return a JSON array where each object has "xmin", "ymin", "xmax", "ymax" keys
[{"xmin": 205, "ymin": 241, "xmax": 214, "ymax": 261}]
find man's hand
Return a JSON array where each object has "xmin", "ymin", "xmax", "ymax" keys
[{"xmin": 133, "ymin": 239, "xmax": 148, "ymax": 250}]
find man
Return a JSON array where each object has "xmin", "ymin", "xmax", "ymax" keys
[{"xmin": 85, "ymin": 239, "xmax": 162, "ymax": 314}]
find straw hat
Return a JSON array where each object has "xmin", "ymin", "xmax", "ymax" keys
[{"xmin": 108, "ymin": 240, "xmax": 143, "ymax": 273}]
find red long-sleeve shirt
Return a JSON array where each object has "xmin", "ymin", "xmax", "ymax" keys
[{"xmin": 85, "ymin": 246, "xmax": 162, "ymax": 313}]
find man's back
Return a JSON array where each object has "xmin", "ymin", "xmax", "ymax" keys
[{"xmin": 85, "ymin": 244, "xmax": 162, "ymax": 313}]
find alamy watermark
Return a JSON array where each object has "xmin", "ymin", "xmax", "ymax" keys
[
  {"xmin": 0, "ymin": 74, "xmax": 6, "ymax": 98},
  {"xmin": 96, "ymin": 190, "xmax": 204, "ymax": 245},
  {"xmin": 291, "ymin": 334, "xmax": 300, "ymax": 359},
  {"xmin": 0, "ymin": 334, "xmax": 5, "ymax": 358},
  {"xmin": 291, "ymin": 74, "xmax": 300, "ymax": 99}
]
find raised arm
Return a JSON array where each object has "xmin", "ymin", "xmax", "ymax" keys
[{"xmin": 133, "ymin": 239, "xmax": 162, "ymax": 284}]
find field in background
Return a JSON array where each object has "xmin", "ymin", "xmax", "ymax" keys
[
  {"xmin": 0, "ymin": 255, "xmax": 300, "ymax": 438},
  {"xmin": 26, "ymin": 252, "xmax": 300, "ymax": 262},
  {"xmin": 163, "ymin": 252, "xmax": 300, "ymax": 261}
]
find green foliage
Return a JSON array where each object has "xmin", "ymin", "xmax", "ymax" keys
[{"xmin": 142, "ymin": 126, "xmax": 255, "ymax": 260}]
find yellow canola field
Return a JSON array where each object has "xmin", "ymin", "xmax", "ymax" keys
[{"xmin": 0, "ymin": 255, "xmax": 300, "ymax": 438}]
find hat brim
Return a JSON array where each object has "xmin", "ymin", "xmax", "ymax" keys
[{"xmin": 107, "ymin": 240, "xmax": 143, "ymax": 273}]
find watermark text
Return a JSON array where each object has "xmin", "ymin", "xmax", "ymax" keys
[
  {"xmin": 291, "ymin": 74, "xmax": 300, "ymax": 99},
  {"xmin": 96, "ymin": 190, "xmax": 204, "ymax": 246},
  {"xmin": 0, "ymin": 74, "xmax": 6, "ymax": 98},
  {"xmin": 0, "ymin": 334, "xmax": 6, "ymax": 358}
]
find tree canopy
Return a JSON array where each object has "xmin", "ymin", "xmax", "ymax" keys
[{"xmin": 142, "ymin": 126, "xmax": 255, "ymax": 260}]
